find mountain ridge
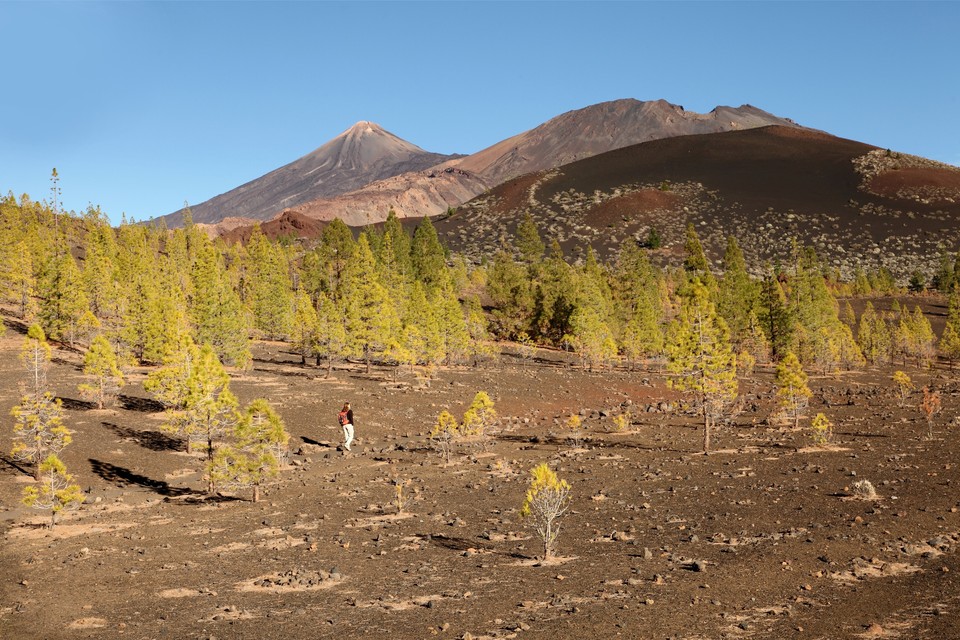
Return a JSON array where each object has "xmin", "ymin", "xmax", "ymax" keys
[
  {"xmin": 156, "ymin": 121, "xmax": 461, "ymax": 227},
  {"xmin": 278, "ymin": 98, "xmax": 801, "ymax": 226}
]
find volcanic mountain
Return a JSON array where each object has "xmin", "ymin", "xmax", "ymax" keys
[
  {"xmin": 435, "ymin": 125, "xmax": 960, "ymax": 279},
  {"xmin": 157, "ymin": 121, "xmax": 459, "ymax": 227},
  {"xmin": 282, "ymin": 99, "xmax": 801, "ymax": 226}
]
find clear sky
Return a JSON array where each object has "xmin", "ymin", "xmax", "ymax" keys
[{"xmin": 2, "ymin": 1, "xmax": 958, "ymax": 225}]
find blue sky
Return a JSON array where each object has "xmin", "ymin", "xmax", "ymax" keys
[{"xmin": 2, "ymin": 1, "xmax": 958, "ymax": 225}]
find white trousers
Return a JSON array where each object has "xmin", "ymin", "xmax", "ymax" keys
[{"xmin": 341, "ymin": 423, "xmax": 354, "ymax": 450}]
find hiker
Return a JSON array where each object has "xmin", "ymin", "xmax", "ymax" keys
[{"xmin": 338, "ymin": 402, "xmax": 354, "ymax": 451}]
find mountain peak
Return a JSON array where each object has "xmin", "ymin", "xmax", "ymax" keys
[{"xmin": 341, "ymin": 120, "xmax": 384, "ymax": 136}]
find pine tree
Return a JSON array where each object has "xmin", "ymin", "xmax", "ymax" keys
[
  {"xmin": 682, "ymin": 222, "xmax": 710, "ymax": 276},
  {"xmin": 666, "ymin": 278, "xmax": 738, "ymax": 452},
  {"xmin": 11, "ymin": 391, "xmax": 70, "ymax": 480},
  {"xmin": 144, "ymin": 333, "xmax": 201, "ymax": 422},
  {"xmin": 432, "ymin": 282, "xmax": 472, "ymax": 366},
  {"xmin": 487, "ymin": 250, "xmax": 535, "ymax": 340},
  {"xmin": 531, "ymin": 240, "xmax": 577, "ymax": 343},
  {"xmin": 717, "ymin": 236, "xmax": 759, "ymax": 347},
  {"xmin": 515, "ymin": 212, "xmax": 545, "ymax": 264},
  {"xmin": 78, "ymin": 335, "xmax": 125, "ymax": 409},
  {"xmin": 461, "ymin": 391, "xmax": 497, "ymax": 436},
  {"xmin": 857, "ymin": 302, "xmax": 892, "ymax": 364},
  {"xmin": 401, "ymin": 281, "xmax": 444, "ymax": 371},
  {"xmin": 21, "ymin": 454, "xmax": 84, "ymax": 527},
  {"xmin": 246, "ymin": 227, "xmax": 294, "ymax": 340},
  {"xmin": 896, "ymin": 306, "xmax": 936, "ymax": 367},
  {"xmin": 775, "ymin": 350, "xmax": 812, "ymax": 428},
  {"xmin": 520, "ymin": 463, "xmax": 571, "ymax": 561},
  {"xmin": 290, "ymin": 286, "xmax": 320, "ymax": 365},
  {"xmin": 209, "ymin": 398, "xmax": 288, "ymax": 501},
  {"xmin": 189, "ymin": 241, "xmax": 250, "ymax": 367},
  {"xmin": 20, "ymin": 324, "xmax": 51, "ymax": 398},
  {"xmin": 164, "ymin": 344, "xmax": 240, "ymax": 494},
  {"xmin": 892, "ymin": 370, "xmax": 913, "ymax": 407},
  {"xmin": 342, "ymin": 234, "xmax": 399, "ymax": 373},
  {"xmin": 759, "ymin": 268, "xmax": 793, "ymax": 360},
  {"xmin": 39, "ymin": 252, "xmax": 90, "ymax": 344},
  {"xmin": 380, "ymin": 210, "xmax": 412, "ymax": 279},
  {"xmin": 411, "ymin": 216, "xmax": 447, "ymax": 291},
  {"xmin": 463, "ymin": 294, "xmax": 497, "ymax": 366},
  {"xmin": 939, "ymin": 288, "xmax": 960, "ymax": 367},
  {"xmin": 314, "ymin": 289, "xmax": 352, "ymax": 377},
  {"xmin": 612, "ymin": 242, "xmax": 664, "ymax": 368},
  {"xmin": 430, "ymin": 410, "xmax": 460, "ymax": 463}
]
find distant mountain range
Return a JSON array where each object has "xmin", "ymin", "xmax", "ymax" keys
[
  {"xmin": 153, "ymin": 99, "xmax": 800, "ymax": 230},
  {"xmin": 159, "ymin": 121, "xmax": 460, "ymax": 228}
]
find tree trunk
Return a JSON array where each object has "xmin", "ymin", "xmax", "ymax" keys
[
  {"xmin": 703, "ymin": 412, "xmax": 711, "ymax": 453},
  {"xmin": 326, "ymin": 357, "xmax": 333, "ymax": 379},
  {"xmin": 253, "ymin": 484, "xmax": 260, "ymax": 503}
]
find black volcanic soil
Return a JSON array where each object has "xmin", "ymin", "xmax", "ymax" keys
[
  {"xmin": 437, "ymin": 126, "xmax": 960, "ymax": 279},
  {"xmin": 3, "ymin": 312, "xmax": 960, "ymax": 639}
]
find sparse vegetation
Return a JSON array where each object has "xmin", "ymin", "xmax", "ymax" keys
[{"xmin": 520, "ymin": 463, "xmax": 571, "ymax": 561}]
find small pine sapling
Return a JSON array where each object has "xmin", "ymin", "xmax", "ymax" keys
[
  {"xmin": 892, "ymin": 370, "xmax": 912, "ymax": 407},
  {"xmin": 920, "ymin": 387, "xmax": 942, "ymax": 439},
  {"xmin": 775, "ymin": 351, "xmax": 812, "ymax": 428},
  {"xmin": 461, "ymin": 391, "xmax": 497, "ymax": 436},
  {"xmin": 566, "ymin": 414, "xmax": 585, "ymax": 448},
  {"xmin": 611, "ymin": 412, "xmax": 630, "ymax": 433},
  {"xmin": 390, "ymin": 476, "xmax": 418, "ymax": 515},
  {"xmin": 810, "ymin": 412, "xmax": 833, "ymax": 446},
  {"xmin": 520, "ymin": 463, "xmax": 571, "ymax": 561},
  {"xmin": 430, "ymin": 410, "xmax": 460, "ymax": 463},
  {"xmin": 22, "ymin": 454, "xmax": 84, "ymax": 527}
]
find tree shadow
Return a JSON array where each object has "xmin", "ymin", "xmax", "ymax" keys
[
  {"xmin": 102, "ymin": 422, "xmax": 182, "ymax": 452},
  {"xmin": 0, "ymin": 454, "xmax": 32, "ymax": 477},
  {"xmin": 57, "ymin": 397, "xmax": 98, "ymax": 411},
  {"xmin": 2, "ymin": 316, "xmax": 29, "ymax": 335},
  {"xmin": 117, "ymin": 394, "xmax": 166, "ymax": 413},
  {"xmin": 429, "ymin": 534, "xmax": 493, "ymax": 553},
  {"xmin": 252, "ymin": 367, "xmax": 313, "ymax": 379},
  {"xmin": 89, "ymin": 458, "xmax": 195, "ymax": 497},
  {"xmin": 51, "ymin": 357, "xmax": 83, "ymax": 371}
]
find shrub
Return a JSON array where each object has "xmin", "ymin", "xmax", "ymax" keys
[
  {"xmin": 430, "ymin": 410, "xmax": 459, "ymax": 463},
  {"xmin": 566, "ymin": 414, "xmax": 585, "ymax": 448},
  {"xmin": 810, "ymin": 413, "xmax": 833, "ymax": 446},
  {"xmin": 520, "ymin": 463, "xmax": 571, "ymax": 561},
  {"xmin": 850, "ymin": 479, "xmax": 877, "ymax": 500},
  {"xmin": 892, "ymin": 371, "xmax": 912, "ymax": 407}
]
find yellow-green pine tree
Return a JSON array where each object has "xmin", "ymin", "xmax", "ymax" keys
[
  {"xmin": 461, "ymin": 391, "xmax": 497, "ymax": 436},
  {"xmin": 39, "ymin": 252, "xmax": 90, "ymax": 345},
  {"xmin": 11, "ymin": 392, "xmax": 70, "ymax": 480},
  {"xmin": 209, "ymin": 398, "xmax": 288, "ymax": 501},
  {"xmin": 168, "ymin": 344, "xmax": 240, "ymax": 494},
  {"xmin": 520, "ymin": 463, "xmax": 571, "ymax": 561},
  {"xmin": 775, "ymin": 350, "xmax": 812, "ymax": 428},
  {"xmin": 21, "ymin": 454, "xmax": 84, "ymax": 527},
  {"xmin": 78, "ymin": 335, "xmax": 125, "ymax": 409},
  {"xmin": 939, "ymin": 288, "xmax": 960, "ymax": 366},
  {"xmin": 666, "ymin": 279, "xmax": 738, "ymax": 452}
]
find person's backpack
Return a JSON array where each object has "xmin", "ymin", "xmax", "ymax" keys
[{"xmin": 338, "ymin": 410, "xmax": 349, "ymax": 426}]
